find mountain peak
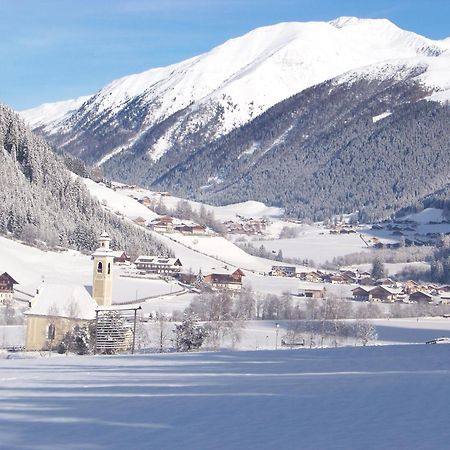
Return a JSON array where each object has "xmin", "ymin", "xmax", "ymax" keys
[{"xmin": 329, "ymin": 16, "xmax": 394, "ymax": 29}]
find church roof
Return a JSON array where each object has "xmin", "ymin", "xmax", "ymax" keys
[{"xmin": 25, "ymin": 284, "xmax": 97, "ymax": 320}]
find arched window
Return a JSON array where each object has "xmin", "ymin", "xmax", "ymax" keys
[
  {"xmin": 107, "ymin": 263, "xmax": 111, "ymax": 275},
  {"xmin": 97, "ymin": 262, "xmax": 103, "ymax": 273},
  {"xmin": 48, "ymin": 323, "xmax": 55, "ymax": 339}
]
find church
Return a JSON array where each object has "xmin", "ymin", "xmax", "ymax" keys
[{"xmin": 25, "ymin": 232, "xmax": 115, "ymax": 351}]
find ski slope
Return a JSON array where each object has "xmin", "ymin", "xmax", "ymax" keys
[{"xmin": 2, "ymin": 345, "xmax": 450, "ymax": 449}]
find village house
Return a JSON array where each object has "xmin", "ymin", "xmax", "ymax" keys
[
  {"xmin": 224, "ymin": 217, "xmax": 270, "ymax": 235},
  {"xmin": 409, "ymin": 291, "xmax": 434, "ymax": 303},
  {"xmin": 133, "ymin": 216, "xmax": 147, "ymax": 227},
  {"xmin": 0, "ymin": 271, "xmax": 19, "ymax": 305},
  {"xmin": 149, "ymin": 216, "xmax": 174, "ymax": 233},
  {"xmin": 298, "ymin": 283, "xmax": 326, "ymax": 299},
  {"xmin": 174, "ymin": 222, "xmax": 207, "ymax": 235},
  {"xmin": 326, "ymin": 273, "xmax": 348, "ymax": 284},
  {"xmin": 370, "ymin": 286, "xmax": 401, "ymax": 302},
  {"xmin": 352, "ymin": 286, "xmax": 374, "ymax": 301},
  {"xmin": 138, "ymin": 196, "xmax": 153, "ymax": 207},
  {"xmin": 110, "ymin": 251, "xmax": 131, "ymax": 264},
  {"xmin": 297, "ymin": 271, "xmax": 324, "ymax": 283},
  {"xmin": 402, "ymin": 280, "xmax": 421, "ymax": 294},
  {"xmin": 359, "ymin": 276, "xmax": 375, "ymax": 286},
  {"xmin": 270, "ymin": 265, "xmax": 297, "ymax": 277},
  {"xmin": 135, "ymin": 255, "xmax": 182, "ymax": 276},
  {"xmin": 203, "ymin": 267, "xmax": 245, "ymax": 290}
]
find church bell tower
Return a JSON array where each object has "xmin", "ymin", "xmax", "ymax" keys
[{"xmin": 92, "ymin": 232, "xmax": 114, "ymax": 306}]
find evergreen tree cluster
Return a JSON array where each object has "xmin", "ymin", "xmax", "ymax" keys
[
  {"xmin": 0, "ymin": 105, "xmax": 171, "ymax": 256},
  {"xmin": 149, "ymin": 74, "xmax": 450, "ymax": 221}
]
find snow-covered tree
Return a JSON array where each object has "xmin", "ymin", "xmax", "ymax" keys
[{"xmin": 174, "ymin": 313, "xmax": 207, "ymax": 352}]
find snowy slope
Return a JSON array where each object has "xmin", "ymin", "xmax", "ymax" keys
[
  {"xmin": 3, "ymin": 345, "xmax": 450, "ymax": 449},
  {"xmin": 0, "ymin": 236, "xmax": 177, "ymax": 302},
  {"xmin": 81, "ymin": 178, "xmax": 276, "ymax": 272},
  {"xmin": 20, "ymin": 17, "xmax": 450, "ymax": 166},
  {"xmin": 21, "ymin": 95, "xmax": 91, "ymax": 130},
  {"xmin": 123, "ymin": 185, "xmax": 284, "ymax": 220}
]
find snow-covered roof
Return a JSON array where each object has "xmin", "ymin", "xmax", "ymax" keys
[
  {"xmin": 25, "ymin": 284, "xmax": 97, "ymax": 320},
  {"xmin": 298, "ymin": 282, "xmax": 325, "ymax": 291},
  {"xmin": 204, "ymin": 266, "xmax": 243, "ymax": 276},
  {"xmin": 135, "ymin": 256, "xmax": 181, "ymax": 266},
  {"xmin": 110, "ymin": 251, "xmax": 127, "ymax": 258},
  {"xmin": 352, "ymin": 286, "xmax": 376, "ymax": 293},
  {"xmin": 0, "ymin": 271, "xmax": 19, "ymax": 285},
  {"xmin": 92, "ymin": 247, "xmax": 115, "ymax": 258}
]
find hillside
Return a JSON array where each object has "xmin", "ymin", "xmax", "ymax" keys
[
  {"xmin": 20, "ymin": 19, "xmax": 450, "ymax": 198},
  {"xmin": 0, "ymin": 104, "xmax": 169, "ymax": 255},
  {"xmin": 153, "ymin": 69, "xmax": 450, "ymax": 220}
]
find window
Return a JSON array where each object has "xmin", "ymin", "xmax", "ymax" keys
[
  {"xmin": 48, "ymin": 323, "xmax": 56, "ymax": 339},
  {"xmin": 97, "ymin": 262, "xmax": 103, "ymax": 273},
  {"xmin": 108, "ymin": 263, "xmax": 111, "ymax": 275}
]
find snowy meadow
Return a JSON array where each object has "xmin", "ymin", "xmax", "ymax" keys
[{"xmin": 1, "ymin": 345, "xmax": 450, "ymax": 450}]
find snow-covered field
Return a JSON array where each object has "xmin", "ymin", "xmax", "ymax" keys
[
  {"xmin": 251, "ymin": 225, "xmax": 368, "ymax": 264},
  {"xmin": 168, "ymin": 234, "xmax": 270, "ymax": 272},
  {"xmin": 2, "ymin": 345, "xmax": 450, "ymax": 449}
]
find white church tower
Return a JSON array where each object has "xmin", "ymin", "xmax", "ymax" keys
[{"xmin": 92, "ymin": 232, "xmax": 114, "ymax": 306}]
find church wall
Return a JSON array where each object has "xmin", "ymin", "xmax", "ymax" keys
[{"xmin": 25, "ymin": 315, "xmax": 90, "ymax": 351}]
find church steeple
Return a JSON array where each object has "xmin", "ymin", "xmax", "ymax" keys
[{"xmin": 92, "ymin": 232, "xmax": 113, "ymax": 306}]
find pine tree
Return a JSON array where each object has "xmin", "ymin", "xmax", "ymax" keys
[{"xmin": 174, "ymin": 314, "xmax": 207, "ymax": 352}]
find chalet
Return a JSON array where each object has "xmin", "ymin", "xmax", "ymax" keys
[
  {"xmin": 359, "ymin": 277, "xmax": 375, "ymax": 286},
  {"xmin": 203, "ymin": 267, "xmax": 245, "ymax": 290},
  {"xmin": 174, "ymin": 223, "xmax": 207, "ymax": 235},
  {"xmin": 149, "ymin": 216, "xmax": 174, "ymax": 233},
  {"xmin": 370, "ymin": 286, "xmax": 401, "ymax": 302},
  {"xmin": 402, "ymin": 280, "xmax": 420, "ymax": 294},
  {"xmin": 110, "ymin": 251, "xmax": 131, "ymax": 264},
  {"xmin": 177, "ymin": 272, "xmax": 197, "ymax": 285},
  {"xmin": 133, "ymin": 216, "xmax": 147, "ymax": 227},
  {"xmin": 409, "ymin": 291, "xmax": 433, "ymax": 303},
  {"xmin": 138, "ymin": 196, "xmax": 153, "ymax": 207},
  {"xmin": 135, "ymin": 256, "xmax": 182, "ymax": 275},
  {"xmin": 298, "ymin": 271, "xmax": 323, "ymax": 283},
  {"xmin": 327, "ymin": 274, "xmax": 347, "ymax": 284},
  {"xmin": 0, "ymin": 271, "xmax": 18, "ymax": 305},
  {"xmin": 270, "ymin": 266, "xmax": 297, "ymax": 277},
  {"xmin": 376, "ymin": 278, "xmax": 395, "ymax": 287},
  {"xmin": 298, "ymin": 283, "xmax": 326, "ymax": 299},
  {"xmin": 352, "ymin": 286, "xmax": 373, "ymax": 301},
  {"xmin": 341, "ymin": 270, "xmax": 358, "ymax": 278}
]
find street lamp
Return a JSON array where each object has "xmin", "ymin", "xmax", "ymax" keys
[{"xmin": 275, "ymin": 323, "xmax": 280, "ymax": 350}]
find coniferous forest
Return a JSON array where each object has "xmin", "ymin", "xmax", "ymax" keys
[{"xmin": 0, "ymin": 105, "xmax": 171, "ymax": 256}]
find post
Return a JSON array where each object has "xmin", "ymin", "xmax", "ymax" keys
[
  {"xmin": 275, "ymin": 323, "xmax": 280, "ymax": 350},
  {"xmin": 132, "ymin": 308, "xmax": 137, "ymax": 354},
  {"xmin": 94, "ymin": 310, "xmax": 99, "ymax": 355}
]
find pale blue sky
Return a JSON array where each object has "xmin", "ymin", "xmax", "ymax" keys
[{"xmin": 1, "ymin": 0, "xmax": 449, "ymax": 110}]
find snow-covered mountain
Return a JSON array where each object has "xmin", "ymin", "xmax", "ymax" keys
[{"xmin": 20, "ymin": 17, "xmax": 450, "ymax": 170}]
